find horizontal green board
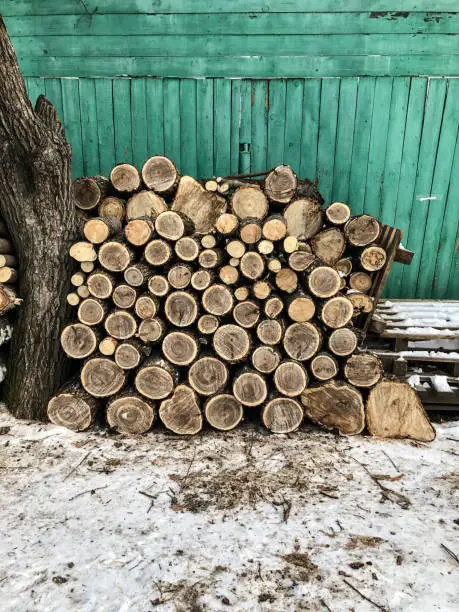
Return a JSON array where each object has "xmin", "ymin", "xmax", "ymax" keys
[
  {"xmin": 6, "ymin": 13, "xmax": 459, "ymax": 36},
  {"xmin": 3, "ymin": 1, "xmax": 459, "ymax": 14},
  {"xmin": 16, "ymin": 55, "xmax": 459, "ymax": 77},
  {"xmin": 11, "ymin": 34, "xmax": 458, "ymax": 58}
]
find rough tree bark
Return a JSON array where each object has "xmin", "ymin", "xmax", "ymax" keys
[{"xmin": 0, "ymin": 17, "xmax": 78, "ymax": 419}]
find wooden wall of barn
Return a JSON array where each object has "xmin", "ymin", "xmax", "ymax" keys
[{"xmin": 2, "ymin": 1, "xmax": 459, "ymax": 298}]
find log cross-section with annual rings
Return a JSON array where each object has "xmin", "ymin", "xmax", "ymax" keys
[
  {"xmin": 107, "ymin": 394, "xmax": 155, "ymax": 434},
  {"xmin": 188, "ymin": 356, "xmax": 228, "ymax": 396},
  {"xmin": 205, "ymin": 394, "xmax": 243, "ymax": 431},
  {"xmin": 213, "ymin": 324, "xmax": 251, "ymax": 363},
  {"xmin": 165, "ymin": 291, "xmax": 198, "ymax": 327}
]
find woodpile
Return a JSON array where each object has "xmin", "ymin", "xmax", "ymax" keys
[
  {"xmin": 0, "ymin": 216, "xmax": 20, "ymax": 382},
  {"xmin": 48, "ymin": 158, "xmax": 434, "ymax": 441}
]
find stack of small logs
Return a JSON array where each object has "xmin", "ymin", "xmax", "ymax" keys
[
  {"xmin": 0, "ymin": 216, "xmax": 20, "ymax": 382},
  {"xmin": 47, "ymin": 158, "xmax": 434, "ymax": 442}
]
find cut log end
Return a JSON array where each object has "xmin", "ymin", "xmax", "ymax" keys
[
  {"xmin": 264, "ymin": 165, "xmax": 297, "ymax": 204},
  {"xmin": 205, "ymin": 394, "xmax": 243, "ymax": 431},
  {"xmin": 189, "ymin": 356, "xmax": 228, "ymax": 396},
  {"xmin": 159, "ymin": 385, "xmax": 202, "ymax": 435},
  {"xmin": 344, "ymin": 353, "xmax": 382, "ymax": 388},
  {"xmin": 141, "ymin": 155, "xmax": 179, "ymax": 194},
  {"xmin": 107, "ymin": 394, "xmax": 155, "ymax": 434},
  {"xmin": 262, "ymin": 397, "xmax": 303, "ymax": 434},
  {"xmin": 233, "ymin": 370, "xmax": 267, "ymax": 407},
  {"xmin": 48, "ymin": 383, "xmax": 99, "ymax": 431}
]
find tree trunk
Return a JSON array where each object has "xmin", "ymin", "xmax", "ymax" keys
[{"xmin": 0, "ymin": 15, "xmax": 81, "ymax": 423}]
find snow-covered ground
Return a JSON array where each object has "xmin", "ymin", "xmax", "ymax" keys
[{"xmin": 0, "ymin": 408, "xmax": 458, "ymax": 612}]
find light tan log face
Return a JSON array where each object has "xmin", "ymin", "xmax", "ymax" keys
[
  {"xmin": 105, "ymin": 310, "xmax": 137, "ymax": 340},
  {"xmin": 274, "ymin": 361, "xmax": 308, "ymax": 397},
  {"xmin": 284, "ymin": 198, "xmax": 323, "ymax": 240},
  {"xmin": 144, "ymin": 240, "xmax": 172, "ymax": 266},
  {"xmin": 308, "ymin": 266, "xmax": 341, "ymax": 298},
  {"xmin": 107, "ymin": 395, "xmax": 155, "ymax": 434},
  {"xmin": 126, "ymin": 190, "xmax": 167, "ymax": 221},
  {"xmin": 344, "ymin": 353, "xmax": 382, "ymax": 387},
  {"xmin": 283, "ymin": 322, "xmax": 321, "ymax": 361},
  {"xmin": 141, "ymin": 155, "xmax": 178, "ymax": 193},
  {"xmin": 213, "ymin": 324, "xmax": 251, "ymax": 363},
  {"xmin": 81, "ymin": 358, "xmax": 126, "ymax": 398},
  {"xmin": 328, "ymin": 328, "xmax": 358, "ymax": 356},
  {"xmin": 321, "ymin": 296, "xmax": 354, "ymax": 329},
  {"xmin": 264, "ymin": 165, "xmax": 297, "ymax": 204},
  {"xmin": 165, "ymin": 291, "xmax": 198, "ymax": 327},
  {"xmin": 346, "ymin": 215, "xmax": 380, "ymax": 246},
  {"xmin": 99, "ymin": 241, "xmax": 133, "ymax": 273},
  {"xmin": 233, "ymin": 300, "xmax": 261, "ymax": 329},
  {"xmin": 262, "ymin": 397, "xmax": 303, "ymax": 433},
  {"xmin": 231, "ymin": 186, "xmax": 268, "ymax": 220},
  {"xmin": 162, "ymin": 331, "xmax": 198, "ymax": 366},
  {"xmin": 189, "ymin": 357, "xmax": 228, "ymax": 395},
  {"xmin": 233, "ymin": 371, "xmax": 267, "ymax": 406},
  {"xmin": 135, "ymin": 360, "xmax": 176, "ymax": 400},
  {"xmin": 205, "ymin": 394, "xmax": 243, "ymax": 431},
  {"xmin": 202, "ymin": 284, "xmax": 234, "ymax": 316},
  {"xmin": 112, "ymin": 284, "xmax": 137, "ymax": 309},
  {"xmin": 110, "ymin": 163, "xmax": 141, "ymax": 192},
  {"xmin": 251, "ymin": 345, "xmax": 281, "ymax": 374},
  {"xmin": 61, "ymin": 324, "xmax": 98, "ymax": 359},
  {"xmin": 137, "ymin": 318, "xmax": 165, "ymax": 343},
  {"xmin": 310, "ymin": 353, "xmax": 338, "ymax": 381},
  {"xmin": 159, "ymin": 385, "xmax": 202, "ymax": 435}
]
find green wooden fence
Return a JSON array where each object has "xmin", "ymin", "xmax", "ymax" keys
[{"xmin": 2, "ymin": 1, "xmax": 459, "ymax": 299}]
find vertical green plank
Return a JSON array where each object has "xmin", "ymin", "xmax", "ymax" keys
[
  {"xmin": 349, "ymin": 78, "xmax": 376, "ymax": 214},
  {"xmin": 179, "ymin": 79, "xmax": 197, "ymax": 177},
  {"xmin": 25, "ymin": 77, "xmax": 45, "ymax": 109},
  {"xmin": 267, "ymin": 79, "xmax": 286, "ymax": 169},
  {"xmin": 44, "ymin": 78, "xmax": 64, "ymax": 124},
  {"xmin": 434, "ymin": 133, "xmax": 459, "ymax": 299},
  {"xmin": 416, "ymin": 79, "xmax": 459, "ymax": 298},
  {"xmin": 230, "ymin": 79, "xmax": 242, "ymax": 174},
  {"xmin": 61, "ymin": 78, "xmax": 84, "ymax": 179},
  {"xmin": 239, "ymin": 80, "xmax": 252, "ymax": 174},
  {"xmin": 131, "ymin": 79, "xmax": 148, "ymax": 169},
  {"xmin": 146, "ymin": 78, "xmax": 164, "ymax": 157},
  {"xmin": 400, "ymin": 78, "xmax": 448, "ymax": 298},
  {"xmin": 364, "ymin": 78, "xmax": 393, "ymax": 218},
  {"xmin": 251, "ymin": 80, "xmax": 268, "ymax": 172},
  {"xmin": 214, "ymin": 78, "xmax": 231, "ymax": 177},
  {"xmin": 317, "ymin": 78, "xmax": 340, "ymax": 203},
  {"xmin": 163, "ymin": 78, "xmax": 181, "ymax": 168},
  {"xmin": 196, "ymin": 79, "xmax": 214, "ymax": 178},
  {"xmin": 79, "ymin": 78, "xmax": 99, "ymax": 176},
  {"xmin": 300, "ymin": 79, "xmax": 321, "ymax": 181},
  {"xmin": 113, "ymin": 79, "xmax": 132, "ymax": 164},
  {"xmin": 94, "ymin": 79, "xmax": 115, "ymax": 177},
  {"xmin": 332, "ymin": 78, "xmax": 358, "ymax": 203},
  {"xmin": 385, "ymin": 78, "xmax": 425, "ymax": 297},
  {"xmin": 284, "ymin": 79, "xmax": 304, "ymax": 172}
]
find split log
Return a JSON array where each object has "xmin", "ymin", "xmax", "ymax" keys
[
  {"xmin": 308, "ymin": 266, "xmax": 341, "ymax": 298},
  {"xmin": 77, "ymin": 298, "xmax": 106, "ymax": 326},
  {"xmin": 114, "ymin": 339, "xmax": 144, "ymax": 370},
  {"xmin": 301, "ymin": 381, "xmax": 364, "ymax": 435},
  {"xmin": 110, "ymin": 163, "xmax": 141, "ymax": 193},
  {"xmin": 288, "ymin": 250, "xmax": 315, "ymax": 272},
  {"xmin": 107, "ymin": 393, "xmax": 155, "ymax": 434},
  {"xmin": 191, "ymin": 269, "xmax": 214, "ymax": 292},
  {"xmin": 124, "ymin": 218, "xmax": 155, "ymax": 247},
  {"xmin": 141, "ymin": 155, "xmax": 179, "ymax": 194},
  {"xmin": 262, "ymin": 215, "xmax": 288, "ymax": 242},
  {"xmin": 256, "ymin": 319, "xmax": 284, "ymax": 346},
  {"xmin": 264, "ymin": 165, "xmax": 297, "ymax": 204},
  {"xmin": 321, "ymin": 296, "xmax": 354, "ymax": 328},
  {"xmin": 81, "ymin": 357, "xmax": 126, "ymax": 398},
  {"xmin": 47, "ymin": 380, "xmax": 99, "ymax": 431},
  {"xmin": 99, "ymin": 336, "xmax": 118, "ymax": 356},
  {"xmin": 275, "ymin": 268, "xmax": 298, "ymax": 293},
  {"xmin": 262, "ymin": 397, "xmax": 303, "ymax": 434},
  {"xmin": 172, "ymin": 176, "xmax": 226, "ymax": 234},
  {"xmin": 325, "ymin": 202, "xmax": 351, "ymax": 225},
  {"xmin": 202, "ymin": 284, "xmax": 234, "ymax": 316},
  {"xmin": 345, "ymin": 215, "xmax": 380, "ymax": 246},
  {"xmin": 274, "ymin": 360, "xmax": 308, "ymax": 397},
  {"xmin": 112, "ymin": 284, "xmax": 137, "ymax": 309},
  {"xmin": 311, "ymin": 228, "xmax": 346, "ymax": 265},
  {"xmin": 134, "ymin": 294, "xmax": 159, "ymax": 319},
  {"xmin": 148, "ymin": 274, "xmax": 170, "ymax": 297},
  {"xmin": 104, "ymin": 310, "xmax": 137, "ymax": 340},
  {"xmin": 144, "ymin": 239, "xmax": 172, "ymax": 267},
  {"xmin": 98, "ymin": 196, "xmax": 125, "ymax": 222},
  {"xmin": 87, "ymin": 271, "xmax": 115, "ymax": 300},
  {"xmin": 213, "ymin": 324, "xmax": 251, "ymax": 363},
  {"xmin": 60, "ymin": 323, "xmax": 98, "ymax": 359},
  {"xmin": 360, "ymin": 246, "xmax": 387, "ymax": 272},
  {"xmin": 126, "ymin": 190, "xmax": 167, "ymax": 220},
  {"xmin": 205, "ymin": 394, "xmax": 243, "ymax": 431},
  {"xmin": 84, "ymin": 217, "xmax": 122, "ymax": 245},
  {"xmin": 98, "ymin": 240, "xmax": 134, "ymax": 273},
  {"xmin": 366, "ymin": 381, "xmax": 435, "ymax": 441},
  {"xmin": 197, "ymin": 314, "xmax": 219, "ymax": 335},
  {"xmin": 233, "ymin": 370, "xmax": 268, "ymax": 406},
  {"xmin": 328, "ymin": 327, "xmax": 359, "ymax": 357},
  {"xmin": 137, "ymin": 317, "xmax": 165, "ymax": 344},
  {"xmin": 168, "ymin": 264, "xmax": 193, "ymax": 289},
  {"xmin": 233, "ymin": 300, "xmax": 260, "ymax": 329},
  {"xmin": 135, "ymin": 355, "xmax": 178, "ymax": 399},
  {"xmin": 283, "ymin": 322, "xmax": 321, "ymax": 361},
  {"xmin": 164, "ymin": 291, "xmax": 198, "ymax": 327},
  {"xmin": 283, "ymin": 199, "xmax": 323, "ymax": 240},
  {"xmin": 155, "ymin": 210, "xmax": 192, "ymax": 241},
  {"xmin": 216, "ymin": 213, "xmax": 239, "ymax": 236},
  {"xmin": 73, "ymin": 176, "xmax": 112, "ymax": 211},
  {"xmin": 162, "ymin": 330, "xmax": 199, "ymax": 366},
  {"xmin": 159, "ymin": 385, "xmax": 202, "ymax": 435},
  {"xmin": 251, "ymin": 345, "xmax": 281, "ymax": 374},
  {"xmin": 264, "ymin": 296, "xmax": 284, "ymax": 319},
  {"xmin": 175, "ymin": 236, "xmax": 200, "ymax": 262},
  {"xmin": 124, "ymin": 263, "xmax": 153, "ymax": 287},
  {"xmin": 240, "ymin": 218, "xmax": 262, "ymax": 244},
  {"xmin": 231, "ymin": 185, "xmax": 268, "ymax": 220},
  {"xmin": 349, "ymin": 271, "xmax": 372, "ymax": 293},
  {"xmin": 70, "ymin": 241, "xmax": 97, "ymax": 263},
  {"xmin": 344, "ymin": 353, "xmax": 382, "ymax": 387},
  {"xmin": 310, "ymin": 353, "xmax": 338, "ymax": 381},
  {"xmin": 287, "ymin": 293, "xmax": 315, "ymax": 322},
  {"xmin": 188, "ymin": 356, "xmax": 228, "ymax": 396}
]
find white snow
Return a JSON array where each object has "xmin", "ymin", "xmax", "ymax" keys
[
  {"xmin": 0, "ymin": 323, "xmax": 12, "ymax": 347},
  {"xmin": 0, "ymin": 409, "xmax": 458, "ymax": 611},
  {"xmin": 431, "ymin": 376, "xmax": 453, "ymax": 394},
  {"xmin": 406, "ymin": 374, "xmax": 420, "ymax": 387},
  {"xmin": 389, "ymin": 327, "xmax": 459, "ymax": 337}
]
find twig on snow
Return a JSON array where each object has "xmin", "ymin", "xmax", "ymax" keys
[
  {"xmin": 441, "ymin": 543, "xmax": 459, "ymax": 565},
  {"xmin": 343, "ymin": 578, "xmax": 388, "ymax": 611},
  {"xmin": 63, "ymin": 451, "xmax": 90, "ymax": 481},
  {"xmin": 68, "ymin": 485, "xmax": 108, "ymax": 501},
  {"xmin": 380, "ymin": 449, "xmax": 399, "ymax": 473}
]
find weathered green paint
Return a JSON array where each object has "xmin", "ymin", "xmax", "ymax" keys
[{"xmin": 332, "ymin": 79, "xmax": 358, "ymax": 204}]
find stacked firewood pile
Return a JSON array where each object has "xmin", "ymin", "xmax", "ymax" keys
[
  {"xmin": 47, "ymin": 158, "xmax": 434, "ymax": 441},
  {"xmin": 0, "ymin": 216, "xmax": 20, "ymax": 382}
]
